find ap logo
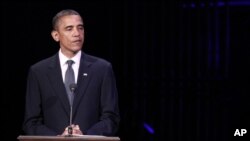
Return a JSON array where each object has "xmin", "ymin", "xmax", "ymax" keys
[{"xmin": 234, "ymin": 129, "xmax": 247, "ymax": 136}]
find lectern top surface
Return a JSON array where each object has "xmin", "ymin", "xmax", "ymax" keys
[{"xmin": 17, "ymin": 135, "xmax": 120, "ymax": 141}]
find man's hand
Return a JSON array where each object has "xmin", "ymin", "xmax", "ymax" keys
[{"xmin": 61, "ymin": 124, "xmax": 83, "ymax": 136}]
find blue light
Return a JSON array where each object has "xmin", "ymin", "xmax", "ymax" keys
[
  {"xmin": 190, "ymin": 3, "xmax": 196, "ymax": 8},
  {"xmin": 181, "ymin": 1, "xmax": 250, "ymax": 8},
  {"xmin": 217, "ymin": 2, "xmax": 225, "ymax": 7},
  {"xmin": 143, "ymin": 123, "xmax": 155, "ymax": 134},
  {"xmin": 229, "ymin": 1, "xmax": 250, "ymax": 6}
]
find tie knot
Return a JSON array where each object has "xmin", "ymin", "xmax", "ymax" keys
[{"xmin": 66, "ymin": 60, "xmax": 74, "ymax": 67}]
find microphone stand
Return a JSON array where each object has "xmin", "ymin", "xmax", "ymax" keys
[
  {"xmin": 67, "ymin": 83, "xmax": 77, "ymax": 137},
  {"xmin": 68, "ymin": 106, "xmax": 73, "ymax": 136}
]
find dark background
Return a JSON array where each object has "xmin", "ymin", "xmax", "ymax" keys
[{"xmin": 2, "ymin": 0, "xmax": 250, "ymax": 141}]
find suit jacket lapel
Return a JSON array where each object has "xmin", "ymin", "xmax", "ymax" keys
[
  {"xmin": 47, "ymin": 54, "xmax": 71, "ymax": 115},
  {"xmin": 73, "ymin": 53, "xmax": 92, "ymax": 115}
]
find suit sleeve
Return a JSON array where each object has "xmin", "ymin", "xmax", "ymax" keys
[
  {"xmin": 22, "ymin": 67, "xmax": 57, "ymax": 135},
  {"xmin": 86, "ymin": 63, "xmax": 120, "ymax": 136}
]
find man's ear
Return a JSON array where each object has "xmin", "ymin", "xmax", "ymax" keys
[{"xmin": 51, "ymin": 30, "xmax": 59, "ymax": 42}]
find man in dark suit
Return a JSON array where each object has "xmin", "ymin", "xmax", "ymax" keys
[{"xmin": 23, "ymin": 9, "xmax": 120, "ymax": 136}]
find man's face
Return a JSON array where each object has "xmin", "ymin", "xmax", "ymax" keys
[{"xmin": 52, "ymin": 15, "xmax": 84, "ymax": 55}]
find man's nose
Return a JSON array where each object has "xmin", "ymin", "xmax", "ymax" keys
[{"xmin": 73, "ymin": 29, "xmax": 81, "ymax": 36}]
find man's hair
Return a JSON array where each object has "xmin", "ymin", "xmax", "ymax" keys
[{"xmin": 52, "ymin": 9, "xmax": 81, "ymax": 30}]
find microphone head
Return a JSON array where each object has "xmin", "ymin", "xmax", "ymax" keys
[{"xmin": 69, "ymin": 83, "xmax": 77, "ymax": 92}]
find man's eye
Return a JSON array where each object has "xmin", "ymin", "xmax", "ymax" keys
[
  {"xmin": 78, "ymin": 26, "xmax": 84, "ymax": 30},
  {"xmin": 66, "ymin": 27, "xmax": 72, "ymax": 31}
]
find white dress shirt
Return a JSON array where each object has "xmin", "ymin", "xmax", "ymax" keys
[{"xmin": 59, "ymin": 49, "xmax": 81, "ymax": 84}]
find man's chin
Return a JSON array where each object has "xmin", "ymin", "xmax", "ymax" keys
[{"xmin": 72, "ymin": 46, "xmax": 82, "ymax": 52}]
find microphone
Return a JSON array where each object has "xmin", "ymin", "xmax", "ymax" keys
[
  {"xmin": 69, "ymin": 83, "xmax": 77, "ymax": 93},
  {"xmin": 68, "ymin": 83, "xmax": 77, "ymax": 136}
]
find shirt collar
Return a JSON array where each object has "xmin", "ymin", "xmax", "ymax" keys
[{"xmin": 59, "ymin": 49, "xmax": 81, "ymax": 66}]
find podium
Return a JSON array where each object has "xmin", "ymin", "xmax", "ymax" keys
[{"xmin": 17, "ymin": 135, "xmax": 120, "ymax": 141}]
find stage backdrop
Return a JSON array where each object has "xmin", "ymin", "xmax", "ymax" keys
[{"xmin": 2, "ymin": 0, "xmax": 250, "ymax": 141}]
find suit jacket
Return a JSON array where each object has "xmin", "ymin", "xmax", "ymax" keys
[{"xmin": 23, "ymin": 52, "xmax": 120, "ymax": 136}]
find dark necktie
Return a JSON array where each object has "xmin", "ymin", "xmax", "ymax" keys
[{"xmin": 65, "ymin": 60, "xmax": 75, "ymax": 106}]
